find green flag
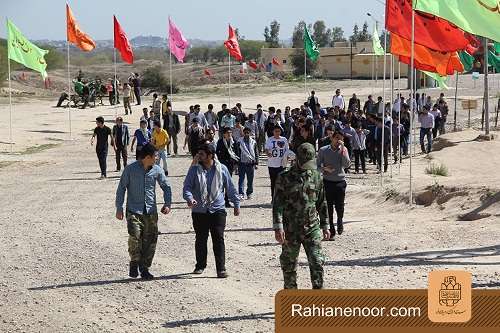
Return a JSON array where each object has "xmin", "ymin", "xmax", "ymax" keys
[
  {"xmin": 7, "ymin": 19, "xmax": 49, "ymax": 78},
  {"xmin": 459, "ymin": 51, "xmax": 475, "ymax": 72},
  {"xmin": 423, "ymin": 71, "xmax": 449, "ymax": 90},
  {"xmin": 372, "ymin": 24, "xmax": 385, "ymax": 56},
  {"xmin": 414, "ymin": 0, "xmax": 500, "ymax": 43},
  {"xmin": 488, "ymin": 50, "xmax": 500, "ymax": 72},
  {"xmin": 304, "ymin": 25, "xmax": 319, "ymax": 61},
  {"xmin": 495, "ymin": 42, "xmax": 500, "ymax": 54}
]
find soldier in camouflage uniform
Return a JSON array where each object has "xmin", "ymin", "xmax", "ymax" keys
[{"xmin": 273, "ymin": 143, "xmax": 330, "ymax": 289}]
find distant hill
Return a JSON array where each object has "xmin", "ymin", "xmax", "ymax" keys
[{"xmin": 34, "ymin": 35, "xmax": 227, "ymax": 50}]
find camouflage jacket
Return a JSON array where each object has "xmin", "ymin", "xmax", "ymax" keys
[{"xmin": 272, "ymin": 166, "xmax": 328, "ymax": 234}]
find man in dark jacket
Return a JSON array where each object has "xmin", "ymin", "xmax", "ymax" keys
[
  {"xmin": 373, "ymin": 117, "xmax": 391, "ymax": 173},
  {"xmin": 162, "ymin": 97, "xmax": 181, "ymax": 156},
  {"xmin": 216, "ymin": 127, "xmax": 240, "ymax": 207},
  {"xmin": 112, "ymin": 117, "xmax": 130, "ymax": 171}
]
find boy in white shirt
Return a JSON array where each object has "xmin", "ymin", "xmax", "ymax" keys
[{"xmin": 265, "ymin": 125, "xmax": 289, "ymax": 201}]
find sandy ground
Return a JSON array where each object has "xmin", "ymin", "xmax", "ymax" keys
[{"xmin": 0, "ymin": 80, "xmax": 499, "ymax": 333}]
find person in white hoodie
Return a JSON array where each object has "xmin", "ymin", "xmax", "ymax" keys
[{"xmin": 351, "ymin": 124, "xmax": 369, "ymax": 174}]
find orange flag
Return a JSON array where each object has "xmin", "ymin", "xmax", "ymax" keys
[
  {"xmin": 391, "ymin": 33, "xmax": 463, "ymax": 76},
  {"xmin": 66, "ymin": 4, "xmax": 95, "ymax": 51}
]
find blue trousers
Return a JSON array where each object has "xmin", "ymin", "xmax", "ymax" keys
[{"xmin": 238, "ymin": 163, "xmax": 255, "ymax": 196}]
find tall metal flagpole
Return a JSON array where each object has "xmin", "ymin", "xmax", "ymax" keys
[
  {"xmin": 484, "ymin": 37, "xmax": 490, "ymax": 136},
  {"xmin": 413, "ymin": 68, "xmax": 417, "ymax": 157},
  {"xmin": 7, "ymin": 20, "xmax": 13, "ymax": 153},
  {"xmin": 228, "ymin": 53, "xmax": 231, "ymax": 107},
  {"xmin": 304, "ymin": 49, "xmax": 307, "ymax": 99},
  {"xmin": 398, "ymin": 61, "xmax": 401, "ymax": 173},
  {"xmin": 169, "ymin": 47, "xmax": 173, "ymax": 102},
  {"xmin": 113, "ymin": 47, "xmax": 117, "ymax": 118},
  {"xmin": 390, "ymin": 53, "xmax": 394, "ymax": 178},
  {"xmin": 168, "ymin": 19, "xmax": 173, "ymax": 102},
  {"xmin": 409, "ymin": 4, "xmax": 415, "ymax": 206},
  {"xmin": 380, "ymin": 27, "xmax": 387, "ymax": 185},
  {"xmin": 453, "ymin": 72, "xmax": 459, "ymax": 131},
  {"xmin": 67, "ymin": 41, "xmax": 72, "ymax": 140},
  {"xmin": 375, "ymin": 22, "xmax": 378, "ymax": 84}
]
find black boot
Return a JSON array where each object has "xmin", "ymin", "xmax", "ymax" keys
[
  {"xmin": 337, "ymin": 220, "xmax": 344, "ymax": 235},
  {"xmin": 139, "ymin": 266, "xmax": 154, "ymax": 280},
  {"xmin": 329, "ymin": 227, "xmax": 336, "ymax": 240},
  {"xmin": 129, "ymin": 261, "xmax": 139, "ymax": 278}
]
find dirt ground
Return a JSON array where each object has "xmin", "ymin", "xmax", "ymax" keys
[{"xmin": 0, "ymin": 77, "xmax": 499, "ymax": 333}]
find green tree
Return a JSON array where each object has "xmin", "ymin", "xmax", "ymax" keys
[
  {"xmin": 208, "ymin": 45, "xmax": 226, "ymax": 62},
  {"xmin": 330, "ymin": 26, "xmax": 346, "ymax": 45},
  {"xmin": 312, "ymin": 20, "xmax": 331, "ymax": 47},
  {"xmin": 350, "ymin": 24, "xmax": 360, "ymax": 42},
  {"xmin": 0, "ymin": 40, "xmax": 8, "ymax": 86},
  {"xmin": 264, "ymin": 20, "xmax": 281, "ymax": 48},
  {"xmin": 187, "ymin": 46, "xmax": 211, "ymax": 62},
  {"xmin": 240, "ymin": 40, "xmax": 267, "ymax": 61},
  {"xmin": 357, "ymin": 22, "xmax": 372, "ymax": 42},
  {"xmin": 292, "ymin": 21, "xmax": 307, "ymax": 48},
  {"xmin": 141, "ymin": 65, "xmax": 179, "ymax": 93},
  {"xmin": 41, "ymin": 45, "xmax": 66, "ymax": 70},
  {"xmin": 290, "ymin": 48, "xmax": 318, "ymax": 76}
]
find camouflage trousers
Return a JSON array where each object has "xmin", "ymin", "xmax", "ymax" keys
[
  {"xmin": 126, "ymin": 212, "xmax": 158, "ymax": 269},
  {"xmin": 280, "ymin": 231, "xmax": 325, "ymax": 289}
]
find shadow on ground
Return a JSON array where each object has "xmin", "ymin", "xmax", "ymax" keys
[
  {"xmin": 324, "ymin": 245, "xmax": 500, "ymax": 267},
  {"xmin": 162, "ymin": 312, "xmax": 274, "ymax": 328}
]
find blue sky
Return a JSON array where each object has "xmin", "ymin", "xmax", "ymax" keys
[{"xmin": 1, "ymin": 0, "xmax": 386, "ymax": 41}]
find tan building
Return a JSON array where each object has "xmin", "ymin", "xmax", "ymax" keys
[{"xmin": 261, "ymin": 41, "xmax": 409, "ymax": 79}]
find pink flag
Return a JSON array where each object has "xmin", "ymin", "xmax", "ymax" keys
[{"xmin": 169, "ymin": 18, "xmax": 189, "ymax": 63}]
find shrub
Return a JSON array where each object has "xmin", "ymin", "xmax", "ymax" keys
[
  {"xmin": 141, "ymin": 66, "xmax": 179, "ymax": 94},
  {"xmin": 425, "ymin": 163, "xmax": 449, "ymax": 177}
]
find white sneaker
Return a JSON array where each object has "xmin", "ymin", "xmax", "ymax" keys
[{"xmin": 239, "ymin": 194, "xmax": 246, "ymax": 201}]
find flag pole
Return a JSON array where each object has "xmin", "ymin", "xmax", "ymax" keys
[
  {"xmin": 169, "ymin": 44, "xmax": 173, "ymax": 102},
  {"xmin": 7, "ymin": 19, "xmax": 13, "ymax": 153},
  {"xmin": 390, "ymin": 53, "xmax": 394, "ymax": 178},
  {"xmin": 375, "ymin": 21, "xmax": 378, "ymax": 84},
  {"xmin": 304, "ymin": 48, "xmax": 307, "ymax": 99},
  {"xmin": 168, "ymin": 19, "xmax": 173, "ymax": 102},
  {"xmin": 67, "ymin": 41, "xmax": 72, "ymax": 140},
  {"xmin": 453, "ymin": 72, "xmax": 459, "ymax": 132},
  {"xmin": 113, "ymin": 47, "xmax": 117, "ymax": 118},
  {"xmin": 409, "ymin": 3, "xmax": 415, "ymax": 206},
  {"xmin": 484, "ymin": 37, "xmax": 490, "ymax": 136},
  {"xmin": 398, "ymin": 60, "xmax": 401, "ymax": 174},
  {"xmin": 380, "ymin": 25, "xmax": 387, "ymax": 185},
  {"xmin": 228, "ymin": 52, "xmax": 231, "ymax": 107}
]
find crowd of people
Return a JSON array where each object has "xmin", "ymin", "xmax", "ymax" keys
[{"xmin": 90, "ymin": 88, "xmax": 449, "ymax": 288}]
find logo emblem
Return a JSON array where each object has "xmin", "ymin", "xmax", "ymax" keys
[{"xmin": 428, "ymin": 271, "xmax": 471, "ymax": 323}]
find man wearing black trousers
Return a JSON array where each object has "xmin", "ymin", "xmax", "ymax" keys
[
  {"xmin": 216, "ymin": 127, "xmax": 240, "ymax": 207},
  {"xmin": 183, "ymin": 144, "xmax": 240, "ymax": 278},
  {"xmin": 317, "ymin": 131, "xmax": 351, "ymax": 240},
  {"xmin": 91, "ymin": 116, "xmax": 114, "ymax": 179}
]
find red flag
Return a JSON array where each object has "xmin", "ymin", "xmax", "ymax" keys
[
  {"xmin": 464, "ymin": 33, "xmax": 480, "ymax": 55},
  {"xmin": 385, "ymin": 0, "xmax": 469, "ymax": 52},
  {"xmin": 391, "ymin": 33, "xmax": 464, "ymax": 75},
  {"xmin": 224, "ymin": 25, "xmax": 243, "ymax": 61},
  {"xmin": 204, "ymin": 69, "xmax": 212, "ymax": 76},
  {"xmin": 248, "ymin": 60, "xmax": 258, "ymax": 70},
  {"xmin": 113, "ymin": 16, "xmax": 134, "ymax": 64},
  {"xmin": 272, "ymin": 57, "xmax": 280, "ymax": 66}
]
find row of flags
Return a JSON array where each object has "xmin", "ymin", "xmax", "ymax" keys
[
  {"xmin": 5, "ymin": 2, "xmax": 500, "ymax": 82},
  {"xmin": 365, "ymin": 0, "xmax": 500, "ymax": 84}
]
